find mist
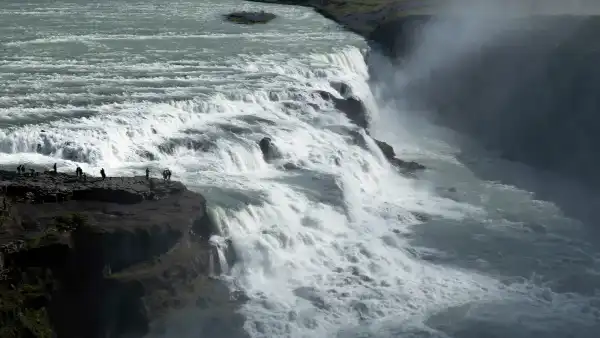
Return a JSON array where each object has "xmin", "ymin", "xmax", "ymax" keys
[{"xmin": 366, "ymin": 0, "xmax": 600, "ymax": 226}]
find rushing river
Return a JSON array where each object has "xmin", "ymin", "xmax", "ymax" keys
[{"xmin": 1, "ymin": 0, "xmax": 599, "ymax": 337}]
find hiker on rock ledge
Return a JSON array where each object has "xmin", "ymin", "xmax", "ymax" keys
[{"xmin": 162, "ymin": 168, "xmax": 171, "ymax": 181}]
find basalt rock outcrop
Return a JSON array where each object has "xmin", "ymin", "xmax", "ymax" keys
[
  {"xmin": 224, "ymin": 11, "xmax": 277, "ymax": 25},
  {"xmin": 0, "ymin": 170, "xmax": 236, "ymax": 338},
  {"xmin": 258, "ymin": 137, "xmax": 281, "ymax": 162},
  {"xmin": 315, "ymin": 89, "xmax": 370, "ymax": 130},
  {"xmin": 317, "ymin": 88, "xmax": 426, "ymax": 173}
]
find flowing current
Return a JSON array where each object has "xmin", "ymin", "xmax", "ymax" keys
[{"xmin": 2, "ymin": 0, "xmax": 600, "ymax": 337}]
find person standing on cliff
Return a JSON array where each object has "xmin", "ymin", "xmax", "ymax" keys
[
  {"xmin": 53, "ymin": 163, "xmax": 57, "ymax": 174},
  {"xmin": 76, "ymin": 166, "xmax": 82, "ymax": 178},
  {"xmin": 100, "ymin": 168, "xmax": 106, "ymax": 180},
  {"xmin": 146, "ymin": 167, "xmax": 150, "ymax": 179},
  {"xmin": 17, "ymin": 165, "xmax": 21, "ymax": 174}
]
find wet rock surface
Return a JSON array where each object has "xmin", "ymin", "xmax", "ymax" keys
[
  {"xmin": 373, "ymin": 139, "xmax": 426, "ymax": 173},
  {"xmin": 223, "ymin": 11, "xmax": 277, "ymax": 25},
  {"xmin": 0, "ymin": 170, "xmax": 237, "ymax": 338},
  {"xmin": 315, "ymin": 89, "xmax": 369, "ymax": 129},
  {"xmin": 258, "ymin": 136, "xmax": 281, "ymax": 162},
  {"xmin": 315, "ymin": 87, "xmax": 426, "ymax": 173}
]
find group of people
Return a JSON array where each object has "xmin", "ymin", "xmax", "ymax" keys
[
  {"xmin": 161, "ymin": 168, "xmax": 172, "ymax": 181},
  {"xmin": 16, "ymin": 164, "xmax": 36, "ymax": 176},
  {"xmin": 16, "ymin": 163, "xmax": 172, "ymax": 182},
  {"xmin": 75, "ymin": 166, "xmax": 87, "ymax": 180},
  {"xmin": 144, "ymin": 167, "xmax": 172, "ymax": 181}
]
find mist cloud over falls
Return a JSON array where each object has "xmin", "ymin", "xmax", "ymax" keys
[{"xmin": 368, "ymin": 5, "xmax": 600, "ymax": 190}]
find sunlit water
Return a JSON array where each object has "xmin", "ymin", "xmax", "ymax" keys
[{"xmin": 1, "ymin": 0, "xmax": 599, "ymax": 337}]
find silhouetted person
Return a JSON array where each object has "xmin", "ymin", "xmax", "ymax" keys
[
  {"xmin": 100, "ymin": 168, "xmax": 106, "ymax": 180},
  {"xmin": 53, "ymin": 163, "xmax": 57, "ymax": 174},
  {"xmin": 145, "ymin": 167, "xmax": 150, "ymax": 179},
  {"xmin": 162, "ymin": 169, "xmax": 172, "ymax": 181},
  {"xmin": 75, "ymin": 166, "xmax": 81, "ymax": 177},
  {"xmin": 21, "ymin": 165, "xmax": 25, "ymax": 173},
  {"xmin": 37, "ymin": 144, "xmax": 42, "ymax": 153},
  {"xmin": 17, "ymin": 165, "xmax": 21, "ymax": 174}
]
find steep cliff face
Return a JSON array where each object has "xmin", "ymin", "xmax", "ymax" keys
[{"xmin": 0, "ymin": 171, "xmax": 236, "ymax": 337}]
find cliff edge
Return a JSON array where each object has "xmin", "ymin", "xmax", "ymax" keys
[
  {"xmin": 0, "ymin": 170, "xmax": 237, "ymax": 337},
  {"xmin": 247, "ymin": 0, "xmax": 600, "ymax": 57}
]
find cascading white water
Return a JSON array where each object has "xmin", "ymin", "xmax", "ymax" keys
[
  {"xmin": 198, "ymin": 47, "xmax": 513, "ymax": 338},
  {"xmin": 2, "ymin": 1, "xmax": 600, "ymax": 337}
]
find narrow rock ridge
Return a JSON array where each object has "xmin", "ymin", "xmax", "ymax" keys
[{"xmin": 0, "ymin": 170, "xmax": 238, "ymax": 337}]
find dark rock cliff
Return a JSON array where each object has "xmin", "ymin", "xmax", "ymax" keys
[{"xmin": 0, "ymin": 170, "xmax": 237, "ymax": 337}]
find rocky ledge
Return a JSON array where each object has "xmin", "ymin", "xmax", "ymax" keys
[{"xmin": 0, "ymin": 170, "xmax": 237, "ymax": 337}]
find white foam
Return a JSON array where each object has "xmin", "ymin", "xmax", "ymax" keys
[{"xmin": 2, "ymin": 2, "xmax": 599, "ymax": 335}]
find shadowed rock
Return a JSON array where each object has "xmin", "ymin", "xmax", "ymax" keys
[
  {"xmin": 223, "ymin": 11, "xmax": 277, "ymax": 25},
  {"xmin": 330, "ymin": 81, "xmax": 353, "ymax": 97},
  {"xmin": 0, "ymin": 170, "xmax": 238, "ymax": 338},
  {"xmin": 373, "ymin": 139, "xmax": 426, "ymax": 172},
  {"xmin": 315, "ymin": 90, "xmax": 369, "ymax": 129},
  {"xmin": 258, "ymin": 137, "xmax": 281, "ymax": 162}
]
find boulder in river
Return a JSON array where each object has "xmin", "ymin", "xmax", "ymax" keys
[
  {"xmin": 223, "ymin": 11, "xmax": 277, "ymax": 25},
  {"xmin": 258, "ymin": 136, "xmax": 280, "ymax": 162}
]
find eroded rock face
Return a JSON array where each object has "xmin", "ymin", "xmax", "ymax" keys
[{"xmin": 0, "ymin": 170, "xmax": 236, "ymax": 338}]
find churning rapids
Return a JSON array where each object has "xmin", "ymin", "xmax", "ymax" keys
[{"xmin": 1, "ymin": 0, "xmax": 600, "ymax": 337}]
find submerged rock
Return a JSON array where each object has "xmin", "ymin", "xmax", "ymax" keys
[
  {"xmin": 281, "ymin": 162, "xmax": 301, "ymax": 170},
  {"xmin": 0, "ymin": 170, "xmax": 236, "ymax": 338},
  {"xmin": 223, "ymin": 11, "xmax": 277, "ymax": 25},
  {"xmin": 258, "ymin": 137, "xmax": 280, "ymax": 162},
  {"xmin": 374, "ymin": 139, "xmax": 396, "ymax": 159},
  {"xmin": 315, "ymin": 90, "xmax": 369, "ymax": 129},
  {"xmin": 330, "ymin": 81, "xmax": 353, "ymax": 98},
  {"xmin": 373, "ymin": 139, "xmax": 426, "ymax": 173}
]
